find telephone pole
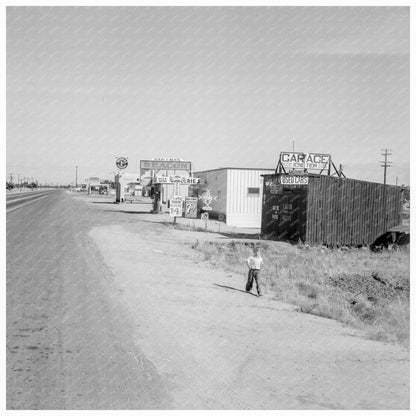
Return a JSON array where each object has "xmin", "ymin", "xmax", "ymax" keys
[
  {"xmin": 380, "ymin": 149, "xmax": 392, "ymax": 185},
  {"xmin": 380, "ymin": 149, "xmax": 392, "ymax": 232},
  {"xmin": 75, "ymin": 165, "xmax": 78, "ymax": 187}
]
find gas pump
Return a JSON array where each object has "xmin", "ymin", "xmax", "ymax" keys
[{"xmin": 152, "ymin": 183, "xmax": 162, "ymax": 213}]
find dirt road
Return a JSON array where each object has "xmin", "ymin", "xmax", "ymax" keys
[{"xmin": 7, "ymin": 192, "xmax": 409, "ymax": 409}]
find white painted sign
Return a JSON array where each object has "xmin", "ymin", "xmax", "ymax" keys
[
  {"xmin": 169, "ymin": 197, "xmax": 183, "ymax": 217},
  {"xmin": 280, "ymin": 152, "xmax": 330, "ymax": 172},
  {"xmin": 280, "ymin": 175, "xmax": 309, "ymax": 185},
  {"xmin": 155, "ymin": 175, "xmax": 200, "ymax": 185},
  {"xmin": 141, "ymin": 160, "xmax": 192, "ymax": 171}
]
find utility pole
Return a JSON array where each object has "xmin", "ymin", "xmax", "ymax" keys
[
  {"xmin": 380, "ymin": 149, "xmax": 392, "ymax": 232},
  {"xmin": 75, "ymin": 165, "xmax": 78, "ymax": 187},
  {"xmin": 380, "ymin": 149, "xmax": 392, "ymax": 185}
]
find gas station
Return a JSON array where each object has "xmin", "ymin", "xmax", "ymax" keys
[
  {"xmin": 114, "ymin": 157, "xmax": 200, "ymax": 216},
  {"xmin": 115, "ymin": 171, "xmax": 146, "ymax": 203},
  {"xmin": 139, "ymin": 158, "xmax": 199, "ymax": 214}
]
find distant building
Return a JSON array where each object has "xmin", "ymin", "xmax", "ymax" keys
[
  {"xmin": 86, "ymin": 177, "xmax": 110, "ymax": 195},
  {"xmin": 191, "ymin": 168, "xmax": 275, "ymax": 228},
  {"xmin": 115, "ymin": 172, "xmax": 143, "ymax": 202}
]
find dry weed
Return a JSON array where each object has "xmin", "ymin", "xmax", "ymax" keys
[{"xmin": 192, "ymin": 240, "xmax": 410, "ymax": 347}]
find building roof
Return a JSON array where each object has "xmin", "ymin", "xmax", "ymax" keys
[{"xmin": 194, "ymin": 167, "xmax": 275, "ymax": 174}]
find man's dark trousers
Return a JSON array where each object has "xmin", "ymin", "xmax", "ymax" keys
[{"xmin": 246, "ymin": 269, "xmax": 261, "ymax": 295}]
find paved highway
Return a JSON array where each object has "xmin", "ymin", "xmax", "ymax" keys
[
  {"xmin": 6, "ymin": 190, "xmax": 55, "ymax": 213},
  {"xmin": 6, "ymin": 191, "xmax": 168, "ymax": 409}
]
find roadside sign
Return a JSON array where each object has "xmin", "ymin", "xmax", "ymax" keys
[
  {"xmin": 116, "ymin": 157, "xmax": 128, "ymax": 170},
  {"xmin": 184, "ymin": 197, "xmax": 198, "ymax": 219},
  {"xmin": 140, "ymin": 160, "xmax": 192, "ymax": 171},
  {"xmin": 279, "ymin": 152, "xmax": 330, "ymax": 174},
  {"xmin": 169, "ymin": 197, "xmax": 183, "ymax": 217},
  {"xmin": 173, "ymin": 182, "xmax": 180, "ymax": 196},
  {"xmin": 155, "ymin": 175, "xmax": 200, "ymax": 185},
  {"xmin": 280, "ymin": 175, "xmax": 309, "ymax": 185},
  {"xmin": 199, "ymin": 189, "xmax": 216, "ymax": 211}
]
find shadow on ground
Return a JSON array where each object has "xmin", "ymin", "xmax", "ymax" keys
[{"xmin": 213, "ymin": 283, "xmax": 259, "ymax": 297}]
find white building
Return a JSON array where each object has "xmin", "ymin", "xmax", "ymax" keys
[
  {"xmin": 115, "ymin": 172, "xmax": 142, "ymax": 202},
  {"xmin": 192, "ymin": 168, "xmax": 275, "ymax": 228}
]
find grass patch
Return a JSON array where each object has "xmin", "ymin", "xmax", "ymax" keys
[{"xmin": 191, "ymin": 240, "xmax": 410, "ymax": 348}]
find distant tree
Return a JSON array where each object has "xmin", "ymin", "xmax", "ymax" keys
[
  {"xmin": 102, "ymin": 179, "xmax": 115, "ymax": 188},
  {"xmin": 26, "ymin": 181, "xmax": 38, "ymax": 189}
]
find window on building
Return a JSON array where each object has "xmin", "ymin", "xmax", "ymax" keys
[{"xmin": 248, "ymin": 187, "xmax": 260, "ymax": 195}]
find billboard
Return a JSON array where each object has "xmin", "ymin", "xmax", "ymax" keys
[
  {"xmin": 279, "ymin": 152, "xmax": 331, "ymax": 173},
  {"xmin": 140, "ymin": 160, "xmax": 192, "ymax": 171}
]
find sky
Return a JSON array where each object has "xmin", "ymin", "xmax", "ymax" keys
[{"xmin": 6, "ymin": 6, "xmax": 410, "ymax": 186}]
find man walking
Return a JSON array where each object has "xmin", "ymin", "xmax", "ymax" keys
[{"xmin": 246, "ymin": 247, "xmax": 264, "ymax": 297}]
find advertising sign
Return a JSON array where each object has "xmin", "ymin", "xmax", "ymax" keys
[
  {"xmin": 279, "ymin": 152, "xmax": 330, "ymax": 173},
  {"xmin": 184, "ymin": 197, "xmax": 198, "ymax": 219},
  {"xmin": 169, "ymin": 197, "xmax": 183, "ymax": 217},
  {"xmin": 155, "ymin": 175, "xmax": 200, "ymax": 185},
  {"xmin": 280, "ymin": 175, "xmax": 309, "ymax": 185},
  {"xmin": 265, "ymin": 178, "xmax": 283, "ymax": 194},
  {"xmin": 199, "ymin": 189, "xmax": 216, "ymax": 211},
  {"xmin": 305, "ymin": 153, "xmax": 330, "ymax": 171},
  {"xmin": 140, "ymin": 160, "xmax": 192, "ymax": 171},
  {"xmin": 116, "ymin": 157, "xmax": 128, "ymax": 170},
  {"xmin": 201, "ymin": 212, "xmax": 209, "ymax": 222}
]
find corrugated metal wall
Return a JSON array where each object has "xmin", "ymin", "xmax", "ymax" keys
[
  {"xmin": 227, "ymin": 169, "xmax": 275, "ymax": 227},
  {"xmin": 306, "ymin": 175, "xmax": 402, "ymax": 245},
  {"xmin": 261, "ymin": 174, "xmax": 402, "ymax": 245}
]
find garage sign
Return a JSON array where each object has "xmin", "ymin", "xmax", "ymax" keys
[{"xmin": 279, "ymin": 152, "xmax": 330, "ymax": 173}]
